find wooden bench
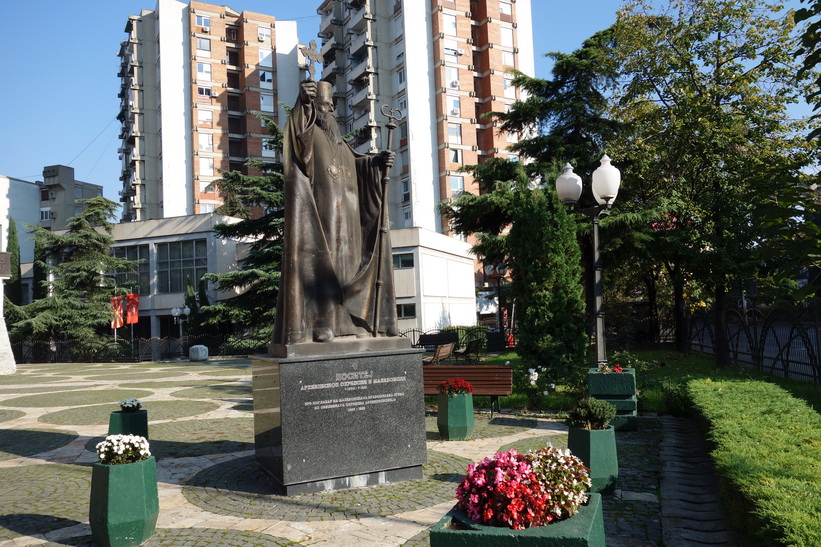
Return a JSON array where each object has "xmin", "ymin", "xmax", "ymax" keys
[
  {"xmin": 415, "ymin": 331, "xmax": 459, "ymax": 351},
  {"xmin": 454, "ymin": 338, "xmax": 483, "ymax": 364},
  {"xmin": 422, "ymin": 342, "xmax": 455, "ymax": 365},
  {"xmin": 423, "ymin": 364, "xmax": 513, "ymax": 417}
]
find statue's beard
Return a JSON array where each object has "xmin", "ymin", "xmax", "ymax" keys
[{"xmin": 316, "ymin": 110, "xmax": 343, "ymax": 145}]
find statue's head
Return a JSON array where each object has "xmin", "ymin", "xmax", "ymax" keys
[{"xmin": 316, "ymin": 81, "xmax": 335, "ymax": 115}]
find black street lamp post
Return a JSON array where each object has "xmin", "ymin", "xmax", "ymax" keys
[{"xmin": 555, "ymin": 155, "xmax": 621, "ymax": 369}]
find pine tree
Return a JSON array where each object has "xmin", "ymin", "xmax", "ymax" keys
[
  {"xmin": 10, "ymin": 198, "xmax": 134, "ymax": 346},
  {"xmin": 201, "ymin": 115, "xmax": 285, "ymax": 352}
]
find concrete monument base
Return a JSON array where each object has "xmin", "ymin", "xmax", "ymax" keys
[{"xmin": 252, "ymin": 345, "xmax": 426, "ymax": 495}]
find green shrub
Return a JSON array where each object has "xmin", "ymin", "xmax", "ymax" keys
[
  {"xmin": 660, "ymin": 380, "xmax": 691, "ymax": 417},
  {"xmin": 689, "ymin": 379, "xmax": 821, "ymax": 546},
  {"xmin": 567, "ymin": 397, "xmax": 616, "ymax": 430}
]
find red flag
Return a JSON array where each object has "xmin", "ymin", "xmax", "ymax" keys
[
  {"xmin": 111, "ymin": 297, "xmax": 124, "ymax": 329},
  {"xmin": 126, "ymin": 293, "xmax": 140, "ymax": 324}
]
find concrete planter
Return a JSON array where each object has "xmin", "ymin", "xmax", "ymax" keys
[
  {"xmin": 588, "ymin": 368, "xmax": 638, "ymax": 431},
  {"xmin": 567, "ymin": 426, "xmax": 618, "ymax": 495},
  {"xmin": 437, "ymin": 393, "xmax": 474, "ymax": 440},
  {"xmin": 89, "ymin": 456, "xmax": 159, "ymax": 546},
  {"xmin": 108, "ymin": 410, "xmax": 148, "ymax": 440},
  {"xmin": 587, "ymin": 368, "xmax": 636, "ymax": 396},
  {"xmin": 429, "ymin": 493, "xmax": 605, "ymax": 546}
]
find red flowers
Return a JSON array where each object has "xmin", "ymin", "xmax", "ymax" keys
[
  {"xmin": 612, "ymin": 364, "xmax": 623, "ymax": 373},
  {"xmin": 439, "ymin": 378, "xmax": 474, "ymax": 395}
]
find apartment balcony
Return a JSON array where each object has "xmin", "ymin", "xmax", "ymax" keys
[
  {"xmin": 351, "ymin": 111, "xmax": 376, "ymax": 133},
  {"xmin": 347, "ymin": 59, "xmax": 374, "ymax": 85},
  {"xmin": 349, "ymin": 8, "xmax": 374, "ymax": 33},
  {"xmin": 348, "ymin": 32, "xmax": 372, "ymax": 57},
  {"xmin": 321, "ymin": 59, "xmax": 342, "ymax": 81},
  {"xmin": 321, "ymin": 38, "xmax": 341, "ymax": 58},
  {"xmin": 350, "ymin": 86, "xmax": 375, "ymax": 109},
  {"xmin": 319, "ymin": 10, "xmax": 341, "ymax": 39}
]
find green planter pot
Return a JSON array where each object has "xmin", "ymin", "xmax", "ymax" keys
[
  {"xmin": 89, "ymin": 456, "xmax": 159, "ymax": 547},
  {"xmin": 430, "ymin": 493, "xmax": 605, "ymax": 546},
  {"xmin": 108, "ymin": 410, "xmax": 148, "ymax": 440},
  {"xmin": 567, "ymin": 426, "xmax": 618, "ymax": 495},
  {"xmin": 437, "ymin": 393, "xmax": 474, "ymax": 440},
  {"xmin": 587, "ymin": 368, "xmax": 636, "ymax": 397}
]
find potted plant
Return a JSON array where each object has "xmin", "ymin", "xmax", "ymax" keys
[
  {"xmin": 89, "ymin": 434, "xmax": 159, "ymax": 546},
  {"xmin": 108, "ymin": 398, "xmax": 148, "ymax": 440},
  {"xmin": 567, "ymin": 397, "xmax": 618, "ymax": 495},
  {"xmin": 587, "ymin": 362, "xmax": 638, "ymax": 431},
  {"xmin": 437, "ymin": 378, "xmax": 474, "ymax": 440},
  {"xmin": 430, "ymin": 447, "xmax": 605, "ymax": 545}
]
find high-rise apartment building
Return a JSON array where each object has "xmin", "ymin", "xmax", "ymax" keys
[
  {"xmin": 315, "ymin": 0, "xmax": 534, "ymax": 234},
  {"xmin": 117, "ymin": 0, "xmax": 301, "ymax": 221}
]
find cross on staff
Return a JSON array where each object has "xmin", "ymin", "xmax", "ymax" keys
[{"xmin": 299, "ymin": 40, "xmax": 323, "ymax": 79}]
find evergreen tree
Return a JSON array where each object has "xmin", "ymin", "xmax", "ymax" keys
[
  {"xmin": 9, "ymin": 198, "xmax": 134, "ymax": 345},
  {"xmin": 31, "ymin": 237, "xmax": 46, "ymax": 301},
  {"xmin": 201, "ymin": 115, "xmax": 285, "ymax": 352},
  {"xmin": 4, "ymin": 218, "xmax": 22, "ymax": 306},
  {"xmin": 441, "ymin": 160, "xmax": 588, "ymax": 398}
]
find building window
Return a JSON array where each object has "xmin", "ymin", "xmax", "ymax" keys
[
  {"xmin": 393, "ymin": 253, "xmax": 414, "ymax": 269},
  {"xmin": 258, "ymin": 26, "xmax": 271, "ymax": 41},
  {"xmin": 399, "ymin": 122, "xmax": 408, "ymax": 146},
  {"xmin": 396, "ymin": 68, "xmax": 406, "ymax": 87},
  {"xmin": 226, "ymin": 27, "xmax": 238, "ymax": 42},
  {"xmin": 197, "ymin": 86, "xmax": 212, "ymax": 103},
  {"xmin": 259, "ymin": 48, "xmax": 273, "ymax": 67},
  {"xmin": 448, "ymin": 123, "xmax": 462, "ymax": 144},
  {"xmin": 197, "ymin": 62, "xmax": 211, "ymax": 80},
  {"xmin": 196, "ymin": 37, "xmax": 211, "ymax": 55},
  {"xmin": 196, "ymin": 14, "xmax": 211, "ymax": 28},
  {"xmin": 401, "ymin": 178, "xmax": 410, "ymax": 202},
  {"xmin": 157, "ymin": 239, "xmax": 208, "ymax": 293},
  {"xmin": 198, "ymin": 133, "xmax": 213, "ymax": 152},
  {"xmin": 112, "ymin": 245, "xmax": 150, "ymax": 295},
  {"xmin": 200, "ymin": 203, "xmax": 216, "ymax": 214},
  {"xmin": 40, "ymin": 188, "xmax": 49, "ymax": 201},
  {"xmin": 403, "ymin": 206, "xmax": 412, "ymax": 227},
  {"xmin": 444, "ymin": 38, "xmax": 459, "ymax": 63},
  {"xmin": 508, "ymin": 154, "xmax": 520, "ymax": 162},
  {"xmin": 446, "ymin": 66, "xmax": 459, "ymax": 88},
  {"xmin": 197, "ymin": 108, "xmax": 213, "ymax": 127},
  {"xmin": 500, "ymin": 2, "xmax": 513, "ymax": 20},
  {"xmin": 449, "ymin": 149, "xmax": 463, "ymax": 164},
  {"xmin": 39, "ymin": 207, "xmax": 51, "ymax": 221},
  {"xmin": 396, "ymin": 303, "xmax": 416, "ymax": 318},
  {"xmin": 443, "ymin": 14, "xmax": 457, "ymax": 36},
  {"xmin": 502, "ymin": 50, "xmax": 515, "ymax": 68},
  {"xmin": 448, "ymin": 94, "xmax": 460, "ymax": 116},
  {"xmin": 74, "ymin": 186, "xmax": 84, "ymax": 200},
  {"xmin": 227, "ymin": 71, "xmax": 240, "ymax": 88},
  {"xmin": 199, "ymin": 179, "xmax": 213, "ymax": 193},
  {"xmin": 199, "ymin": 157, "xmax": 214, "ymax": 176},
  {"xmin": 260, "ymin": 93, "xmax": 274, "ymax": 112},
  {"xmin": 262, "ymin": 138, "xmax": 276, "ymax": 157},
  {"xmin": 504, "ymin": 77, "xmax": 516, "ymax": 99},
  {"xmin": 501, "ymin": 27, "xmax": 514, "ymax": 48},
  {"xmin": 450, "ymin": 175, "xmax": 464, "ymax": 196},
  {"xmin": 259, "ymin": 70, "xmax": 273, "ymax": 88},
  {"xmin": 226, "ymin": 49, "xmax": 239, "ymax": 65},
  {"xmin": 506, "ymin": 130, "xmax": 518, "ymax": 143}
]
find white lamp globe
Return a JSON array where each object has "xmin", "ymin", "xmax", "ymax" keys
[
  {"xmin": 591, "ymin": 155, "xmax": 620, "ymax": 204},
  {"xmin": 555, "ymin": 163, "xmax": 583, "ymax": 205}
]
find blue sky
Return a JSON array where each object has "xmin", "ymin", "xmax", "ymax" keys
[{"xmin": 0, "ymin": 2, "xmax": 617, "ymax": 201}]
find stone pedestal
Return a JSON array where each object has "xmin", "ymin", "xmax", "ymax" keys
[
  {"xmin": 252, "ymin": 343, "xmax": 426, "ymax": 495},
  {"xmin": 0, "ymin": 284, "xmax": 16, "ymax": 375}
]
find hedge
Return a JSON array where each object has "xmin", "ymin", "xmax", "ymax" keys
[{"xmin": 688, "ymin": 379, "xmax": 821, "ymax": 546}]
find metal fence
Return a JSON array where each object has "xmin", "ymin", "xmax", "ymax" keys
[{"xmin": 690, "ymin": 300, "xmax": 821, "ymax": 383}]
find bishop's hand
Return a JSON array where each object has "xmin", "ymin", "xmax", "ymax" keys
[
  {"xmin": 300, "ymin": 79, "xmax": 317, "ymax": 102},
  {"xmin": 377, "ymin": 150, "xmax": 395, "ymax": 172}
]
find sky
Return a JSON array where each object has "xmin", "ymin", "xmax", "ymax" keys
[{"xmin": 0, "ymin": 1, "xmax": 622, "ymax": 202}]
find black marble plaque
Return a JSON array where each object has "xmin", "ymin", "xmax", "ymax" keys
[{"xmin": 252, "ymin": 348, "xmax": 426, "ymax": 495}]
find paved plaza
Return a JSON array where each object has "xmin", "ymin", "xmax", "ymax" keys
[{"xmin": 0, "ymin": 358, "xmax": 714, "ymax": 546}]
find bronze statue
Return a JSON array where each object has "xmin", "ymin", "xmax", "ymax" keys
[{"xmin": 272, "ymin": 80, "xmax": 399, "ymax": 345}]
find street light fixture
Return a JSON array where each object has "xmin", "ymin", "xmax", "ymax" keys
[
  {"xmin": 555, "ymin": 155, "xmax": 621, "ymax": 369},
  {"xmin": 171, "ymin": 305, "xmax": 191, "ymax": 340}
]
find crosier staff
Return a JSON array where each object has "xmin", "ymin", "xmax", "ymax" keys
[{"xmin": 372, "ymin": 104, "xmax": 403, "ymax": 336}]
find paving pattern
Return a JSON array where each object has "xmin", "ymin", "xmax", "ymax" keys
[{"xmin": 0, "ymin": 359, "xmax": 738, "ymax": 546}]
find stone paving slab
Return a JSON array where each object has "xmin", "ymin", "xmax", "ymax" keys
[{"xmin": 0, "ymin": 361, "xmax": 741, "ymax": 546}]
